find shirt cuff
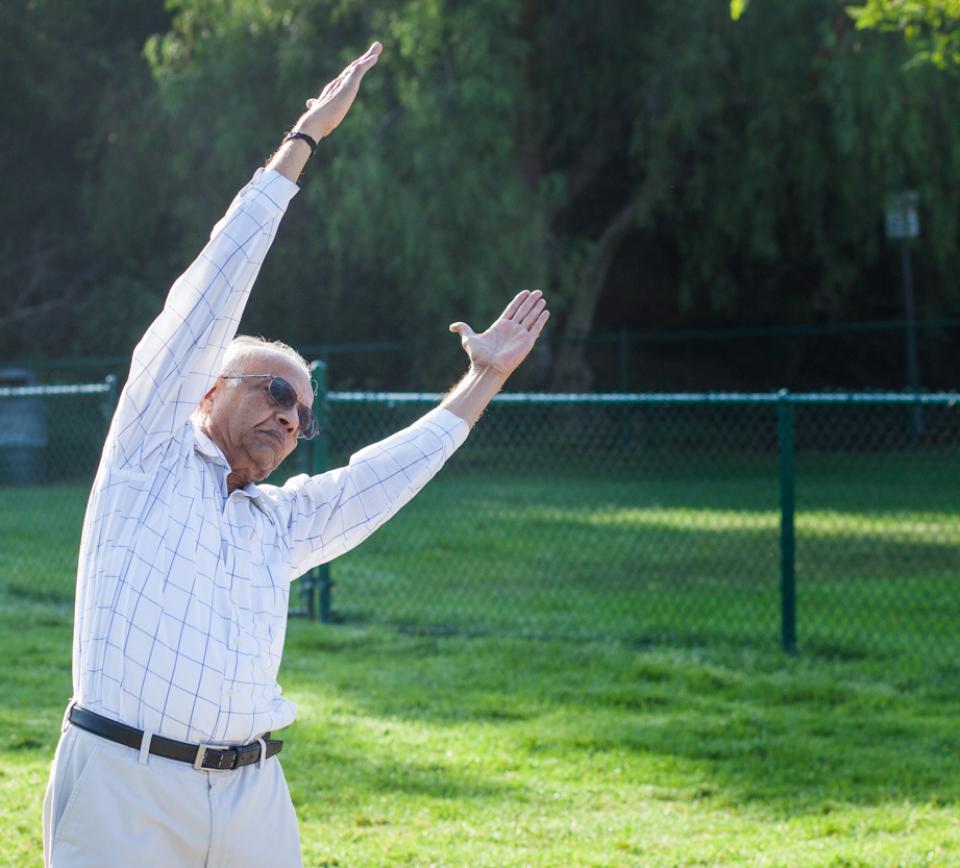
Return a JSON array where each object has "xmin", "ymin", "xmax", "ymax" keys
[
  {"xmin": 417, "ymin": 406, "xmax": 471, "ymax": 453},
  {"xmin": 249, "ymin": 166, "xmax": 300, "ymax": 210}
]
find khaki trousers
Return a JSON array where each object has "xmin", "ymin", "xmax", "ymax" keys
[{"xmin": 43, "ymin": 722, "xmax": 302, "ymax": 867}]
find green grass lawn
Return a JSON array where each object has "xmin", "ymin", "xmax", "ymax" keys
[
  {"xmin": 1, "ymin": 448, "xmax": 959, "ymax": 865},
  {"xmin": 3, "ymin": 601, "xmax": 960, "ymax": 866}
]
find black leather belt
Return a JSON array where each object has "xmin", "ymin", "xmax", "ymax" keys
[{"xmin": 68, "ymin": 704, "xmax": 283, "ymax": 771}]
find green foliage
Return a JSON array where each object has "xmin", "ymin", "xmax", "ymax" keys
[
  {"xmin": 848, "ymin": 0, "xmax": 960, "ymax": 68},
  {"xmin": 3, "ymin": 0, "xmax": 960, "ymax": 388},
  {"xmin": 669, "ymin": 0, "xmax": 960, "ymax": 322},
  {"xmin": 0, "ymin": 1, "xmax": 171, "ymax": 356},
  {"xmin": 133, "ymin": 0, "xmax": 544, "ymax": 381},
  {"xmin": 731, "ymin": 0, "xmax": 751, "ymax": 21}
]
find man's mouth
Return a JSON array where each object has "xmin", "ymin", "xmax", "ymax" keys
[{"xmin": 260, "ymin": 429, "xmax": 284, "ymax": 447}]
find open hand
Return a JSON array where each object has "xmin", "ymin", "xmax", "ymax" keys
[
  {"xmin": 295, "ymin": 42, "xmax": 382, "ymax": 141},
  {"xmin": 449, "ymin": 290, "xmax": 550, "ymax": 377}
]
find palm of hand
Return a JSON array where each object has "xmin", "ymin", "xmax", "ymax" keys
[
  {"xmin": 451, "ymin": 290, "xmax": 550, "ymax": 377},
  {"xmin": 462, "ymin": 319, "xmax": 537, "ymax": 374}
]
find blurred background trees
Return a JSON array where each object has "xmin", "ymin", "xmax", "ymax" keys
[{"xmin": 2, "ymin": 0, "xmax": 958, "ymax": 390}]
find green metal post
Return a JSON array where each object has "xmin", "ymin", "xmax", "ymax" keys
[
  {"xmin": 777, "ymin": 391, "xmax": 797, "ymax": 653},
  {"xmin": 102, "ymin": 374, "xmax": 119, "ymax": 433},
  {"xmin": 309, "ymin": 360, "xmax": 333, "ymax": 623},
  {"xmin": 900, "ymin": 239, "xmax": 924, "ymax": 437}
]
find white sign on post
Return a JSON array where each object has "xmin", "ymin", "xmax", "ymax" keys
[{"xmin": 885, "ymin": 190, "xmax": 920, "ymax": 240}]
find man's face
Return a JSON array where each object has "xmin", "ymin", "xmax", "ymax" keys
[{"xmin": 201, "ymin": 351, "xmax": 313, "ymax": 486}]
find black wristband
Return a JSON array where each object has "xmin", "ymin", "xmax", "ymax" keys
[{"xmin": 283, "ymin": 130, "xmax": 318, "ymax": 157}]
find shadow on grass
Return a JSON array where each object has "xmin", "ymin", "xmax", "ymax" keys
[
  {"xmin": 282, "ymin": 623, "xmax": 960, "ymax": 817},
  {"xmin": 5, "ymin": 596, "xmax": 960, "ymax": 834},
  {"xmin": 288, "ymin": 737, "xmax": 519, "ymax": 809}
]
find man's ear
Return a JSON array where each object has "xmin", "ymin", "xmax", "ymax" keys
[{"xmin": 199, "ymin": 379, "xmax": 223, "ymax": 416}]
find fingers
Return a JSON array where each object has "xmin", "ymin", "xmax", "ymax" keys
[
  {"xmin": 305, "ymin": 42, "xmax": 382, "ymax": 108},
  {"xmin": 344, "ymin": 42, "xmax": 382, "ymax": 88},
  {"xmin": 501, "ymin": 289, "xmax": 549, "ymax": 333},
  {"xmin": 532, "ymin": 308, "xmax": 550, "ymax": 335},
  {"xmin": 514, "ymin": 289, "xmax": 543, "ymax": 324},
  {"xmin": 521, "ymin": 297, "xmax": 547, "ymax": 329},
  {"xmin": 501, "ymin": 290, "xmax": 530, "ymax": 320},
  {"xmin": 356, "ymin": 41, "xmax": 383, "ymax": 72}
]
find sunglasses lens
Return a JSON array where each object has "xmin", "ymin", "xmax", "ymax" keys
[
  {"xmin": 299, "ymin": 413, "xmax": 319, "ymax": 440},
  {"xmin": 266, "ymin": 377, "xmax": 318, "ymax": 440},
  {"xmin": 268, "ymin": 377, "xmax": 297, "ymax": 407}
]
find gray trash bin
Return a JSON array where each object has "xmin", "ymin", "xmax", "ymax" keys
[{"xmin": 0, "ymin": 369, "xmax": 48, "ymax": 485}]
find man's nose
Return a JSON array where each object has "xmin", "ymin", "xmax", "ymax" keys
[{"xmin": 276, "ymin": 406, "xmax": 298, "ymax": 436}]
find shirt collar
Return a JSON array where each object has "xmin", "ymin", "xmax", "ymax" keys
[{"xmin": 191, "ymin": 420, "xmax": 264, "ymax": 501}]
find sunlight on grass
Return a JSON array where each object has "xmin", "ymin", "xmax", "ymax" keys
[
  {"xmin": 524, "ymin": 504, "xmax": 960, "ymax": 546},
  {"xmin": 800, "ymin": 509, "xmax": 960, "ymax": 544}
]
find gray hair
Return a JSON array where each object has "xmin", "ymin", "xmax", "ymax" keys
[{"xmin": 219, "ymin": 335, "xmax": 311, "ymax": 381}]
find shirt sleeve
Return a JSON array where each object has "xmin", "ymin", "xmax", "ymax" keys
[
  {"xmin": 281, "ymin": 407, "xmax": 471, "ymax": 576},
  {"xmin": 104, "ymin": 168, "xmax": 299, "ymax": 470}
]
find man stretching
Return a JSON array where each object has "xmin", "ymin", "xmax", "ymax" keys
[{"xmin": 42, "ymin": 41, "xmax": 549, "ymax": 867}]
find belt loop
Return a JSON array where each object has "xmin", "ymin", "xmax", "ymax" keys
[
  {"xmin": 139, "ymin": 729, "xmax": 154, "ymax": 766},
  {"xmin": 62, "ymin": 699, "xmax": 77, "ymax": 733},
  {"xmin": 256, "ymin": 737, "xmax": 267, "ymax": 770}
]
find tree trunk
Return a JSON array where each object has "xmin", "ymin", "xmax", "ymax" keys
[{"xmin": 548, "ymin": 196, "xmax": 638, "ymax": 391}]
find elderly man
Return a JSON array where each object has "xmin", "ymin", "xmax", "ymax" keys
[{"xmin": 42, "ymin": 42, "xmax": 549, "ymax": 867}]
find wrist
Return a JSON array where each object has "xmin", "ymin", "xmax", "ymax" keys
[
  {"xmin": 442, "ymin": 364, "xmax": 508, "ymax": 428},
  {"xmin": 469, "ymin": 362, "xmax": 510, "ymax": 387},
  {"xmin": 293, "ymin": 115, "xmax": 328, "ymax": 143},
  {"xmin": 284, "ymin": 129, "xmax": 318, "ymax": 157}
]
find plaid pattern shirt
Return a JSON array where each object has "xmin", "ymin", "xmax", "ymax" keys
[{"xmin": 72, "ymin": 168, "xmax": 469, "ymax": 744}]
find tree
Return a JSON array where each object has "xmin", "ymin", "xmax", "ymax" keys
[
  {"xmin": 0, "ymin": 1, "xmax": 170, "ymax": 360},
  {"xmin": 549, "ymin": 0, "xmax": 960, "ymax": 387},
  {"xmin": 847, "ymin": 0, "xmax": 960, "ymax": 68},
  {"xmin": 739, "ymin": 1, "xmax": 960, "ymax": 69},
  {"xmin": 5, "ymin": 0, "xmax": 960, "ymax": 390}
]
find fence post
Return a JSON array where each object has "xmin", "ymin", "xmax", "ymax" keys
[
  {"xmin": 309, "ymin": 360, "xmax": 334, "ymax": 623},
  {"xmin": 101, "ymin": 374, "xmax": 119, "ymax": 435},
  {"xmin": 777, "ymin": 390, "xmax": 797, "ymax": 653}
]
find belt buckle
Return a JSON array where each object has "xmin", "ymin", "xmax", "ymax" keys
[{"xmin": 193, "ymin": 743, "xmax": 223, "ymax": 771}]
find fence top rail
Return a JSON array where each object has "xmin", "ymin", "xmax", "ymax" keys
[
  {"xmin": 787, "ymin": 392, "xmax": 960, "ymax": 405},
  {"xmin": 327, "ymin": 390, "xmax": 960, "ymax": 406},
  {"xmin": 2, "ymin": 385, "xmax": 956, "ymax": 405},
  {"xmin": 0, "ymin": 382, "xmax": 112, "ymax": 398}
]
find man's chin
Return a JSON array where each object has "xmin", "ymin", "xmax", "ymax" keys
[{"xmin": 246, "ymin": 444, "xmax": 281, "ymax": 480}]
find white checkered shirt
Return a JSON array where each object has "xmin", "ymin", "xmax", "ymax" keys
[{"xmin": 71, "ymin": 168, "xmax": 469, "ymax": 744}]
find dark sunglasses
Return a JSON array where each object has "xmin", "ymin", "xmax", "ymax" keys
[{"xmin": 222, "ymin": 374, "xmax": 319, "ymax": 440}]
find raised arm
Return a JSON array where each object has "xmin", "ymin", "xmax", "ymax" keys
[{"xmin": 104, "ymin": 43, "xmax": 382, "ymax": 471}]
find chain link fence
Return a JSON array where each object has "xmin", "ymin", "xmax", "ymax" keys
[{"xmin": 1, "ymin": 380, "xmax": 957, "ymax": 663}]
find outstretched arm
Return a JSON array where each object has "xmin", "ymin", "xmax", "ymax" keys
[
  {"xmin": 280, "ymin": 289, "xmax": 549, "ymax": 575},
  {"xmin": 443, "ymin": 289, "xmax": 550, "ymax": 426}
]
